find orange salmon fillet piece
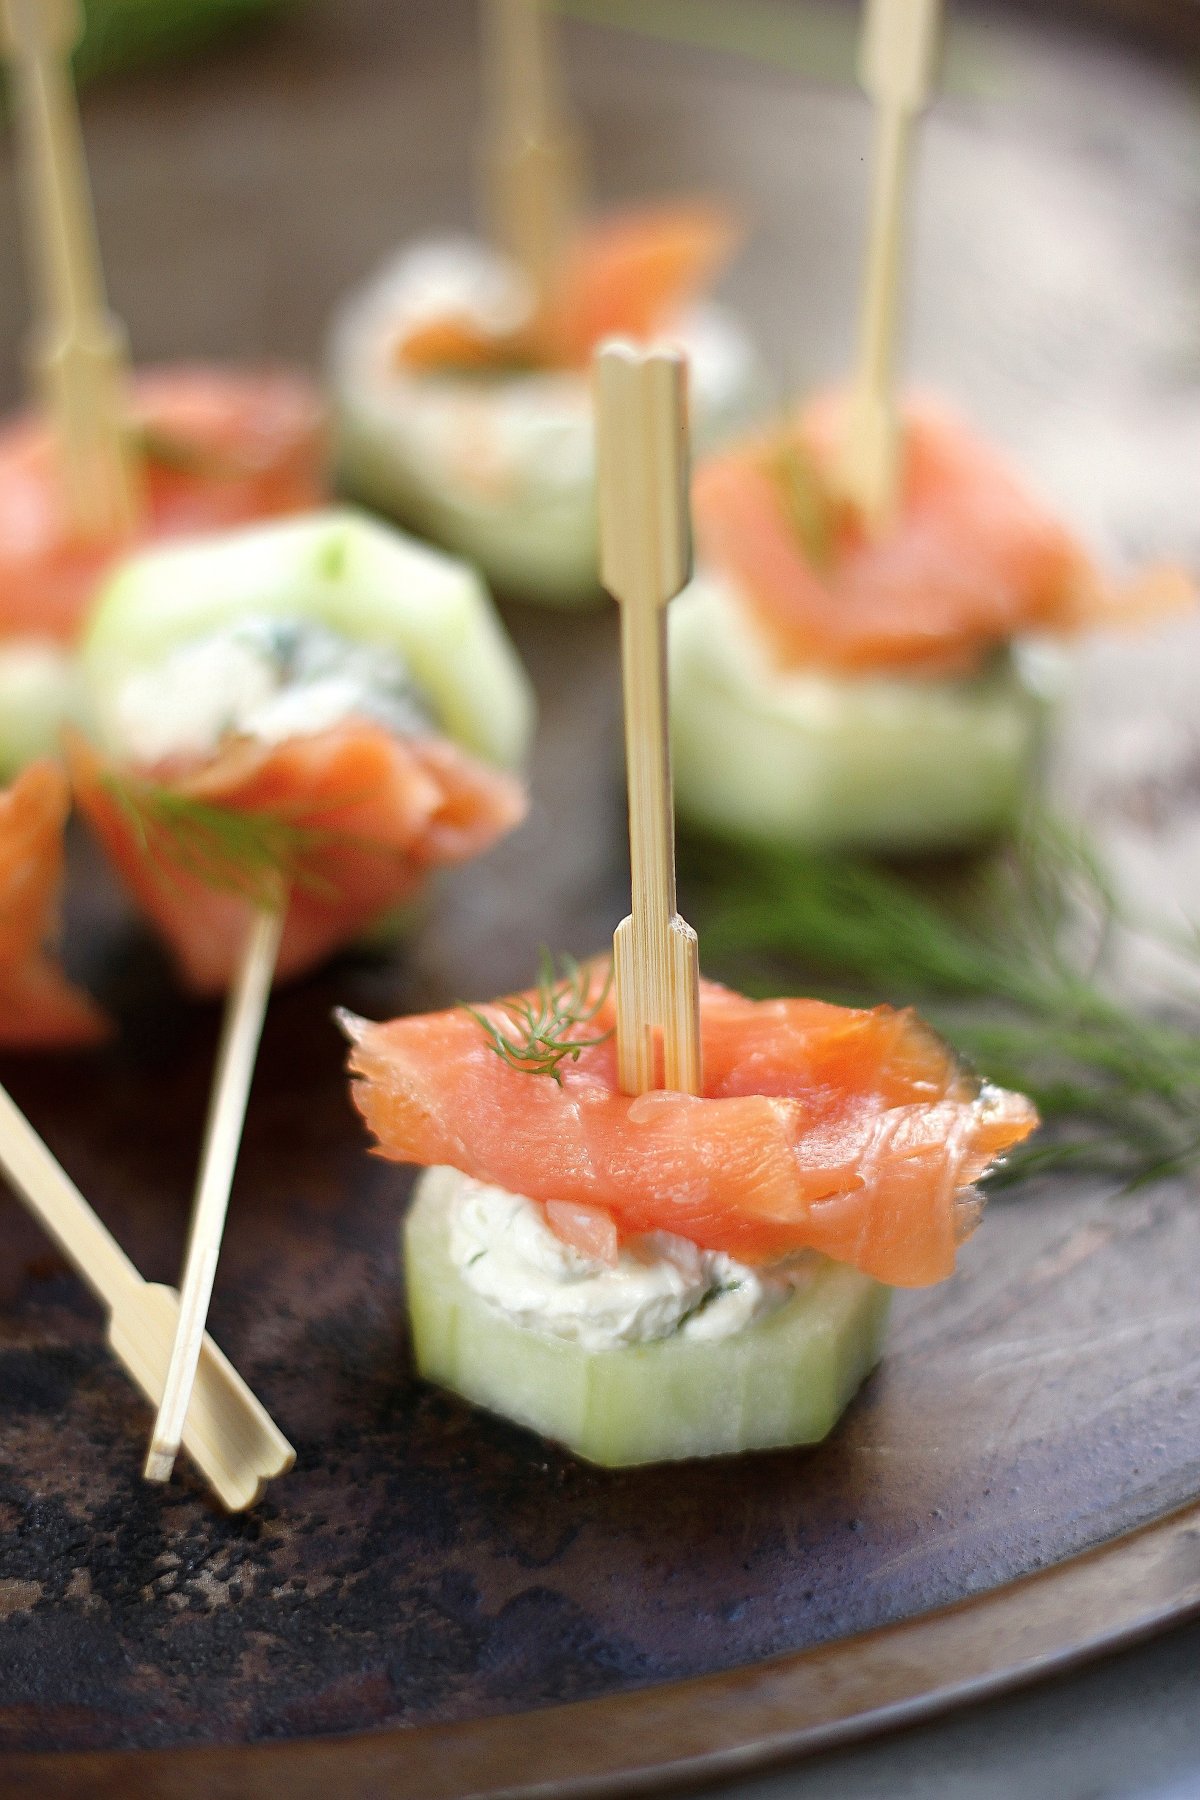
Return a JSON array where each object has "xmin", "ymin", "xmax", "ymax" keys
[
  {"xmin": 0, "ymin": 762, "xmax": 108, "ymax": 1049},
  {"xmin": 343, "ymin": 969, "xmax": 1037, "ymax": 1287},
  {"xmin": 694, "ymin": 392, "xmax": 1192, "ymax": 677},
  {"xmin": 69, "ymin": 722, "xmax": 526, "ymax": 996},
  {"xmin": 397, "ymin": 204, "xmax": 737, "ymax": 373},
  {"xmin": 0, "ymin": 366, "xmax": 326, "ymax": 644}
]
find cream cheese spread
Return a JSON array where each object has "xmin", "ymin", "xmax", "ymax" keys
[
  {"xmin": 112, "ymin": 617, "xmax": 434, "ymax": 764},
  {"xmin": 447, "ymin": 1173, "xmax": 815, "ymax": 1352}
]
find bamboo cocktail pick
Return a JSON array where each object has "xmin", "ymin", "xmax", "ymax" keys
[
  {"xmin": 482, "ymin": 0, "xmax": 581, "ymax": 311},
  {"xmin": 0, "ymin": 0, "xmax": 141, "ymax": 539},
  {"xmin": 838, "ymin": 0, "xmax": 942, "ymax": 528},
  {"xmin": 596, "ymin": 340, "xmax": 701, "ymax": 1098},
  {"xmin": 0, "ymin": 1082, "xmax": 293, "ymax": 1510},
  {"xmin": 144, "ymin": 905, "xmax": 284, "ymax": 1488}
]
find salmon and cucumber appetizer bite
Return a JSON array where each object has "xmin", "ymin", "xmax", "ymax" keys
[
  {"xmin": 668, "ymin": 392, "xmax": 1192, "ymax": 853},
  {"xmin": 0, "ymin": 367, "xmax": 326, "ymax": 779},
  {"xmin": 339, "ymin": 344, "xmax": 1039, "ymax": 1466},
  {"xmin": 67, "ymin": 509, "xmax": 533, "ymax": 993},
  {"xmin": 343, "ymin": 962, "xmax": 1036, "ymax": 1466},
  {"xmin": 0, "ymin": 760, "xmax": 107, "ymax": 1050},
  {"xmin": 328, "ymin": 1, "xmax": 764, "ymax": 606},
  {"xmin": 0, "ymin": 9, "xmax": 326, "ymax": 777}
]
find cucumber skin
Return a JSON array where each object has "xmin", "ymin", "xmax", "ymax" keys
[
  {"xmin": 79, "ymin": 509, "xmax": 535, "ymax": 772},
  {"xmin": 405, "ymin": 1167, "xmax": 891, "ymax": 1467},
  {"xmin": 669, "ymin": 576, "xmax": 1048, "ymax": 854}
]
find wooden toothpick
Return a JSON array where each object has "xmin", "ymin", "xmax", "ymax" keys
[
  {"xmin": 145, "ymin": 905, "xmax": 284, "ymax": 1488},
  {"xmin": 481, "ymin": 0, "xmax": 581, "ymax": 310},
  {"xmin": 0, "ymin": 0, "xmax": 141, "ymax": 539},
  {"xmin": 0, "ymin": 1082, "xmax": 292, "ymax": 1511},
  {"xmin": 838, "ymin": 0, "xmax": 942, "ymax": 528},
  {"xmin": 596, "ymin": 340, "xmax": 701, "ymax": 1098}
]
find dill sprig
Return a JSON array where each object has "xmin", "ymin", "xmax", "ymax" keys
[
  {"xmin": 463, "ymin": 950, "xmax": 613, "ymax": 1083},
  {"xmin": 103, "ymin": 770, "xmax": 345, "ymax": 907},
  {"xmin": 766, "ymin": 434, "xmax": 836, "ymax": 570},
  {"xmin": 679, "ymin": 815, "xmax": 1200, "ymax": 1186}
]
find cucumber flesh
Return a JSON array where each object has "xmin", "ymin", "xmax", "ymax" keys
[
  {"xmin": 669, "ymin": 575, "xmax": 1050, "ymax": 853},
  {"xmin": 405, "ymin": 1167, "xmax": 891, "ymax": 1467},
  {"xmin": 0, "ymin": 641, "xmax": 80, "ymax": 780},
  {"xmin": 80, "ymin": 509, "xmax": 535, "ymax": 771}
]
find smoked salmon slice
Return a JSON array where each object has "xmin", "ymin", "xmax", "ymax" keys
[
  {"xmin": 538, "ymin": 204, "xmax": 738, "ymax": 368},
  {"xmin": 0, "ymin": 367, "xmax": 325, "ymax": 644},
  {"xmin": 397, "ymin": 205, "xmax": 737, "ymax": 373},
  {"xmin": 343, "ymin": 968, "xmax": 1038, "ymax": 1288},
  {"xmin": 0, "ymin": 762, "xmax": 108, "ymax": 1049},
  {"xmin": 69, "ymin": 723, "xmax": 527, "ymax": 996},
  {"xmin": 694, "ymin": 392, "xmax": 1192, "ymax": 678}
]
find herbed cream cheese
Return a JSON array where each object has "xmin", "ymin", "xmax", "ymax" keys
[
  {"xmin": 447, "ymin": 1173, "xmax": 815, "ymax": 1353},
  {"xmin": 112, "ymin": 617, "xmax": 434, "ymax": 764}
]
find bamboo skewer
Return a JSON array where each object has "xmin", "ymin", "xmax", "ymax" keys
[
  {"xmin": 596, "ymin": 340, "xmax": 701, "ymax": 1098},
  {"xmin": 144, "ymin": 905, "xmax": 284, "ymax": 1488},
  {"xmin": 838, "ymin": 0, "xmax": 942, "ymax": 528},
  {"xmin": 0, "ymin": 0, "xmax": 141, "ymax": 539},
  {"xmin": 481, "ymin": 0, "xmax": 581, "ymax": 311},
  {"xmin": 0, "ymin": 1082, "xmax": 293, "ymax": 1511}
]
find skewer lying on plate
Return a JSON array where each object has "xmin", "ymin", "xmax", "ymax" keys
[
  {"xmin": 0, "ymin": 1082, "xmax": 293, "ymax": 1511},
  {"xmin": 144, "ymin": 904, "xmax": 284, "ymax": 1487},
  {"xmin": 837, "ymin": 0, "xmax": 942, "ymax": 526}
]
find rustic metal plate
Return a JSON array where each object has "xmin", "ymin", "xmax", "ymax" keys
[{"xmin": 0, "ymin": 2, "xmax": 1198, "ymax": 1794}]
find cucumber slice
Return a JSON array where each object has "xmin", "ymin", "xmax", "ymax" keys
[
  {"xmin": 405, "ymin": 1166, "xmax": 891, "ymax": 1467},
  {"xmin": 669, "ymin": 575, "xmax": 1052, "ymax": 853},
  {"xmin": 80, "ymin": 509, "xmax": 535, "ymax": 770},
  {"xmin": 0, "ymin": 641, "xmax": 79, "ymax": 780},
  {"xmin": 328, "ymin": 248, "xmax": 766, "ymax": 607}
]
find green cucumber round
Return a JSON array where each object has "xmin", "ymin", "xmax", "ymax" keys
[
  {"xmin": 405, "ymin": 1166, "xmax": 891, "ymax": 1467},
  {"xmin": 669, "ymin": 575, "xmax": 1052, "ymax": 854},
  {"xmin": 80, "ymin": 508, "xmax": 535, "ymax": 770},
  {"xmin": 0, "ymin": 641, "xmax": 80, "ymax": 780}
]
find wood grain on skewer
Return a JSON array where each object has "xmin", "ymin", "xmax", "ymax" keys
[
  {"xmin": 596, "ymin": 340, "xmax": 700, "ymax": 1098},
  {"xmin": 144, "ymin": 905, "xmax": 284, "ymax": 1488},
  {"xmin": 0, "ymin": 1082, "xmax": 292, "ymax": 1512},
  {"xmin": 838, "ymin": 0, "xmax": 942, "ymax": 527},
  {"xmin": 0, "ymin": 0, "xmax": 141, "ymax": 539},
  {"xmin": 481, "ymin": 0, "xmax": 581, "ymax": 310}
]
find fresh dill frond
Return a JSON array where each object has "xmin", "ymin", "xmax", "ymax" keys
[
  {"xmin": 103, "ymin": 771, "xmax": 346, "ymax": 907},
  {"xmin": 463, "ymin": 950, "xmax": 613, "ymax": 1084},
  {"xmin": 131, "ymin": 424, "xmax": 251, "ymax": 481},
  {"xmin": 679, "ymin": 815, "xmax": 1200, "ymax": 1186}
]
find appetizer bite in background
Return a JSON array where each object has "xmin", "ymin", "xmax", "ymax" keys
[
  {"xmin": 0, "ymin": 1, "xmax": 325, "ymax": 775},
  {"xmin": 343, "ymin": 341, "xmax": 1037, "ymax": 1466},
  {"xmin": 667, "ymin": 0, "xmax": 1190, "ymax": 854},
  {"xmin": 69, "ymin": 508, "xmax": 533, "ymax": 992},
  {"xmin": 668, "ymin": 391, "xmax": 1187, "ymax": 853},
  {"xmin": 328, "ymin": 0, "xmax": 765, "ymax": 606}
]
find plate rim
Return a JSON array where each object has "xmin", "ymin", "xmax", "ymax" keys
[{"xmin": 5, "ymin": 1491, "xmax": 1199, "ymax": 1799}]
